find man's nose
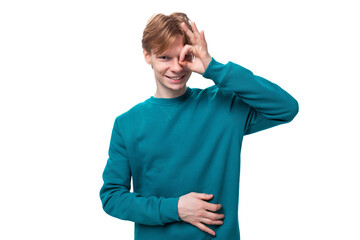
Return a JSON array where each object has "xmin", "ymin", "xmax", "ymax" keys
[{"xmin": 170, "ymin": 58, "xmax": 183, "ymax": 72}]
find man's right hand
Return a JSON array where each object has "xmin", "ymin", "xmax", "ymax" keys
[{"xmin": 177, "ymin": 192, "xmax": 225, "ymax": 236}]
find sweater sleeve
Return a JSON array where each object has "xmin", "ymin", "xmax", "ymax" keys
[
  {"xmin": 202, "ymin": 58, "xmax": 299, "ymax": 135},
  {"xmin": 100, "ymin": 118, "xmax": 181, "ymax": 225}
]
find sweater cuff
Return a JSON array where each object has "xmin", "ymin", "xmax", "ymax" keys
[
  {"xmin": 159, "ymin": 197, "xmax": 180, "ymax": 224},
  {"xmin": 202, "ymin": 57, "xmax": 228, "ymax": 86}
]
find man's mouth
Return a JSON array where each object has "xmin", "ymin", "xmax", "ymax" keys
[{"xmin": 165, "ymin": 74, "xmax": 186, "ymax": 80}]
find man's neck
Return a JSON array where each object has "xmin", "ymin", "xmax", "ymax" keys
[{"xmin": 153, "ymin": 86, "xmax": 187, "ymax": 98}]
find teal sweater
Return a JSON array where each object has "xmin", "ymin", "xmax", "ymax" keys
[{"xmin": 100, "ymin": 58, "xmax": 298, "ymax": 239}]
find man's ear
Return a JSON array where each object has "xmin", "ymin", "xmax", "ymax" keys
[{"xmin": 143, "ymin": 49, "xmax": 151, "ymax": 65}]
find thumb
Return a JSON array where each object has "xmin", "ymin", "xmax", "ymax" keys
[{"xmin": 179, "ymin": 58, "xmax": 192, "ymax": 70}]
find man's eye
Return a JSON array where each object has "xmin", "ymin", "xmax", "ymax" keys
[
  {"xmin": 159, "ymin": 56, "xmax": 169, "ymax": 60},
  {"xmin": 185, "ymin": 54, "xmax": 193, "ymax": 61}
]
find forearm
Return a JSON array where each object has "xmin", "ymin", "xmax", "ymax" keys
[
  {"xmin": 100, "ymin": 179, "xmax": 180, "ymax": 225},
  {"xmin": 203, "ymin": 58, "xmax": 298, "ymax": 120}
]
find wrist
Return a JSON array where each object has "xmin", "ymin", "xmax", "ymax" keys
[{"xmin": 202, "ymin": 54, "xmax": 212, "ymax": 74}]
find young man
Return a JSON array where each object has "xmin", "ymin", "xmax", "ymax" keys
[{"xmin": 100, "ymin": 12, "xmax": 298, "ymax": 239}]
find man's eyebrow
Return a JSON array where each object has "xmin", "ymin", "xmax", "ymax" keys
[
  {"xmin": 157, "ymin": 53, "xmax": 174, "ymax": 57},
  {"xmin": 157, "ymin": 53, "xmax": 168, "ymax": 56}
]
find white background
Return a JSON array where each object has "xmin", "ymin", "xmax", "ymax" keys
[{"xmin": 1, "ymin": 0, "xmax": 359, "ymax": 239}]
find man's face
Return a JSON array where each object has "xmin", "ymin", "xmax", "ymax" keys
[{"xmin": 143, "ymin": 35, "xmax": 192, "ymax": 97}]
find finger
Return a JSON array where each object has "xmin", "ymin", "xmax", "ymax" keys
[
  {"xmin": 203, "ymin": 202, "xmax": 222, "ymax": 212},
  {"xmin": 200, "ymin": 30, "xmax": 207, "ymax": 43},
  {"xmin": 194, "ymin": 222, "xmax": 216, "ymax": 236},
  {"xmin": 181, "ymin": 22, "xmax": 195, "ymax": 43},
  {"xmin": 191, "ymin": 22, "xmax": 201, "ymax": 40},
  {"xmin": 179, "ymin": 44, "xmax": 193, "ymax": 63},
  {"xmin": 203, "ymin": 211, "xmax": 225, "ymax": 221},
  {"xmin": 194, "ymin": 193, "xmax": 213, "ymax": 200},
  {"xmin": 201, "ymin": 217, "xmax": 223, "ymax": 225}
]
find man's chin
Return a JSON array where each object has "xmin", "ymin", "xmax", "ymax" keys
[{"xmin": 166, "ymin": 82, "xmax": 187, "ymax": 92}]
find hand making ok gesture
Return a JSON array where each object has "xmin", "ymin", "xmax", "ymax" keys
[{"xmin": 179, "ymin": 21, "xmax": 212, "ymax": 75}]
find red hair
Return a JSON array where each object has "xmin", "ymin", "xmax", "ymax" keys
[{"xmin": 142, "ymin": 12, "xmax": 193, "ymax": 55}]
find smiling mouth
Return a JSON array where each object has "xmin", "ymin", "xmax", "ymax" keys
[{"xmin": 165, "ymin": 74, "xmax": 186, "ymax": 80}]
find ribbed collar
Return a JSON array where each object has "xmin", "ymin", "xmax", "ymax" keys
[{"xmin": 146, "ymin": 86, "xmax": 193, "ymax": 105}]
